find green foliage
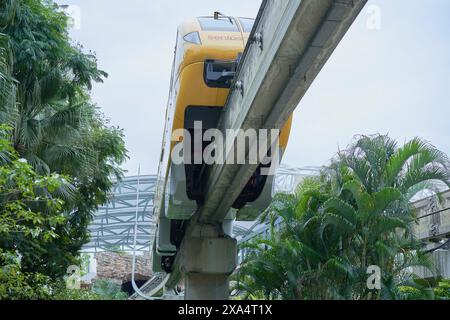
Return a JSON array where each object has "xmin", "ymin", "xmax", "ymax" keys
[
  {"xmin": 0, "ymin": 32, "xmax": 16, "ymax": 125},
  {"xmin": 92, "ymin": 279, "xmax": 128, "ymax": 300},
  {"xmin": 0, "ymin": 0, "xmax": 128, "ymax": 285},
  {"xmin": 0, "ymin": 129, "xmax": 69, "ymax": 243},
  {"xmin": 0, "ymin": 249, "xmax": 52, "ymax": 300},
  {"xmin": 434, "ymin": 279, "xmax": 450, "ymax": 300},
  {"xmin": 51, "ymin": 286, "xmax": 103, "ymax": 300},
  {"xmin": 43, "ymin": 276, "xmax": 129, "ymax": 301},
  {"xmin": 51, "ymin": 279, "xmax": 128, "ymax": 300},
  {"xmin": 0, "ymin": 0, "xmax": 128, "ymax": 299},
  {"xmin": 398, "ymin": 285, "xmax": 430, "ymax": 300},
  {"xmin": 0, "ymin": 130, "xmax": 73, "ymax": 300},
  {"xmin": 234, "ymin": 135, "xmax": 450, "ymax": 300}
]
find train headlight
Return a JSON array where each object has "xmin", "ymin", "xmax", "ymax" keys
[{"xmin": 183, "ymin": 32, "xmax": 201, "ymax": 45}]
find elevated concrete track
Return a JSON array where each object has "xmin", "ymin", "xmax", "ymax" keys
[{"xmin": 162, "ymin": 0, "xmax": 368, "ymax": 299}]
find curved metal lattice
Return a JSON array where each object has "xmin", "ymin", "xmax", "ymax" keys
[
  {"xmin": 274, "ymin": 164, "xmax": 320, "ymax": 193},
  {"xmin": 83, "ymin": 175, "xmax": 157, "ymax": 252},
  {"xmin": 83, "ymin": 164, "xmax": 320, "ymax": 252}
]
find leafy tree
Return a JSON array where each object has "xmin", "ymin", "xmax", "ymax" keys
[
  {"xmin": 234, "ymin": 135, "xmax": 450, "ymax": 300},
  {"xmin": 0, "ymin": 0, "xmax": 128, "ymax": 279},
  {"xmin": 434, "ymin": 279, "xmax": 450, "ymax": 300},
  {"xmin": 0, "ymin": 127, "xmax": 71, "ymax": 299},
  {"xmin": 91, "ymin": 279, "xmax": 128, "ymax": 300},
  {"xmin": 51, "ymin": 279, "xmax": 128, "ymax": 300},
  {"xmin": 399, "ymin": 278, "xmax": 450, "ymax": 300},
  {"xmin": 0, "ymin": 32, "xmax": 15, "ymax": 126},
  {"xmin": 397, "ymin": 285, "xmax": 427, "ymax": 300},
  {"xmin": 50, "ymin": 284, "xmax": 102, "ymax": 300},
  {"xmin": 0, "ymin": 249, "xmax": 52, "ymax": 300}
]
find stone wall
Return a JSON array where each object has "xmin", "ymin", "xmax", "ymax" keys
[{"xmin": 95, "ymin": 251, "xmax": 152, "ymax": 283}]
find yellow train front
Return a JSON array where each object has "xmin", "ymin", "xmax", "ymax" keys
[{"xmin": 153, "ymin": 16, "xmax": 292, "ymax": 272}]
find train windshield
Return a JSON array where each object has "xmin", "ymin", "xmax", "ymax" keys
[
  {"xmin": 198, "ymin": 17, "xmax": 239, "ymax": 32},
  {"xmin": 204, "ymin": 59, "xmax": 239, "ymax": 88},
  {"xmin": 238, "ymin": 18, "xmax": 255, "ymax": 33}
]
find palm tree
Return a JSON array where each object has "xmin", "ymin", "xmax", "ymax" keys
[
  {"xmin": 0, "ymin": 0, "xmax": 110, "ymax": 178},
  {"xmin": 0, "ymin": 1, "xmax": 127, "ymax": 279},
  {"xmin": 324, "ymin": 135, "xmax": 450, "ymax": 202},
  {"xmin": 0, "ymin": 32, "xmax": 17, "ymax": 170},
  {"xmin": 234, "ymin": 135, "xmax": 450, "ymax": 300},
  {"xmin": 0, "ymin": 32, "xmax": 15, "ymax": 126}
]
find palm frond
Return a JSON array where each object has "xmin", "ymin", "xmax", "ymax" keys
[
  {"xmin": 0, "ymin": 0, "xmax": 18, "ymax": 29},
  {"xmin": 341, "ymin": 179, "xmax": 374, "ymax": 214},
  {"xmin": 0, "ymin": 32, "xmax": 16, "ymax": 125},
  {"xmin": 372, "ymin": 187, "xmax": 402, "ymax": 214},
  {"xmin": 39, "ymin": 69, "xmax": 63, "ymax": 104},
  {"xmin": 385, "ymin": 137, "xmax": 430, "ymax": 187},
  {"xmin": 322, "ymin": 197, "xmax": 357, "ymax": 225}
]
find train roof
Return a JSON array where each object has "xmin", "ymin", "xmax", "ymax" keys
[{"xmin": 178, "ymin": 16, "xmax": 255, "ymax": 36}]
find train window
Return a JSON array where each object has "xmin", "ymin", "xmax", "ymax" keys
[
  {"xmin": 204, "ymin": 59, "xmax": 238, "ymax": 88},
  {"xmin": 238, "ymin": 18, "xmax": 255, "ymax": 33},
  {"xmin": 198, "ymin": 17, "xmax": 239, "ymax": 32},
  {"xmin": 183, "ymin": 31, "xmax": 201, "ymax": 45}
]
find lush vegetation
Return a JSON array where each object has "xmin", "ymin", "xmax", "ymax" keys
[
  {"xmin": 0, "ymin": 126, "xmax": 69, "ymax": 299},
  {"xmin": 234, "ymin": 135, "xmax": 450, "ymax": 300},
  {"xmin": 1, "ymin": 0, "xmax": 127, "ymax": 299},
  {"xmin": 52, "ymin": 279, "xmax": 128, "ymax": 300},
  {"xmin": 400, "ymin": 279, "xmax": 450, "ymax": 300},
  {"xmin": 2, "ymin": 0, "xmax": 449, "ymax": 302}
]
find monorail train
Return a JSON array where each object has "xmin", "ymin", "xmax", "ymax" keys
[{"xmin": 152, "ymin": 15, "xmax": 292, "ymax": 272}]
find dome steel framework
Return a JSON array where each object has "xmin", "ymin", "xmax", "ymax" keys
[{"xmin": 83, "ymin": 165, "xmax": 320, "ymax": 252}]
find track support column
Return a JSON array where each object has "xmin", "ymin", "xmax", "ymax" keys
[{"xmin": 180, "ymin": 229, "xmax": 237, "ymax": 300}]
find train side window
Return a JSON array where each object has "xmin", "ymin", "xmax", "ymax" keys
[
  {"xmin": 198, "ymin": 17, "xmax": 239, "ymax": 32},
  {"xmin": 238, "ymin": 17, "xmax": 255, "ymax": 33}
]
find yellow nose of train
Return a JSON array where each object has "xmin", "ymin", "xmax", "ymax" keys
[
  {"xmin": 172, "ymin": 15, "xmax": 292, "ymax": 161},
  {"xmin": 152, "ymin": 15, "xmax": 293, "ymax": 271}
]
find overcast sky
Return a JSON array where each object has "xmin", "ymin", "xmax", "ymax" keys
[{"xmin": 55, "ymin": 0, "xmax": 450, "ymax": 175}]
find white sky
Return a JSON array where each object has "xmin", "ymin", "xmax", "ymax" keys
[{"xmin": 57, "ymin": 0, "xmax": 450, "ymax": 175}]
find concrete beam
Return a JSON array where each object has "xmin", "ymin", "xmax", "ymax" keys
[
  {"xmin": 166, "ymin": 0, "xmax": 368, "ymax": 291},
  {"xmin": 197, "ymin": 0, "xmax": 368, "ymax": 225}
]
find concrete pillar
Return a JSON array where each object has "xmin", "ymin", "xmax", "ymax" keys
[
  {"xmin": 180, "ymin": 235, "xmax": 237, "ymax": 300},
  {"xmin": 163, "ymin": 286, "xmax": 184, "ymax": 300},
  {"xmin": 184, "ymin": 274, "xmax": 229, "ymax": 300}
]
